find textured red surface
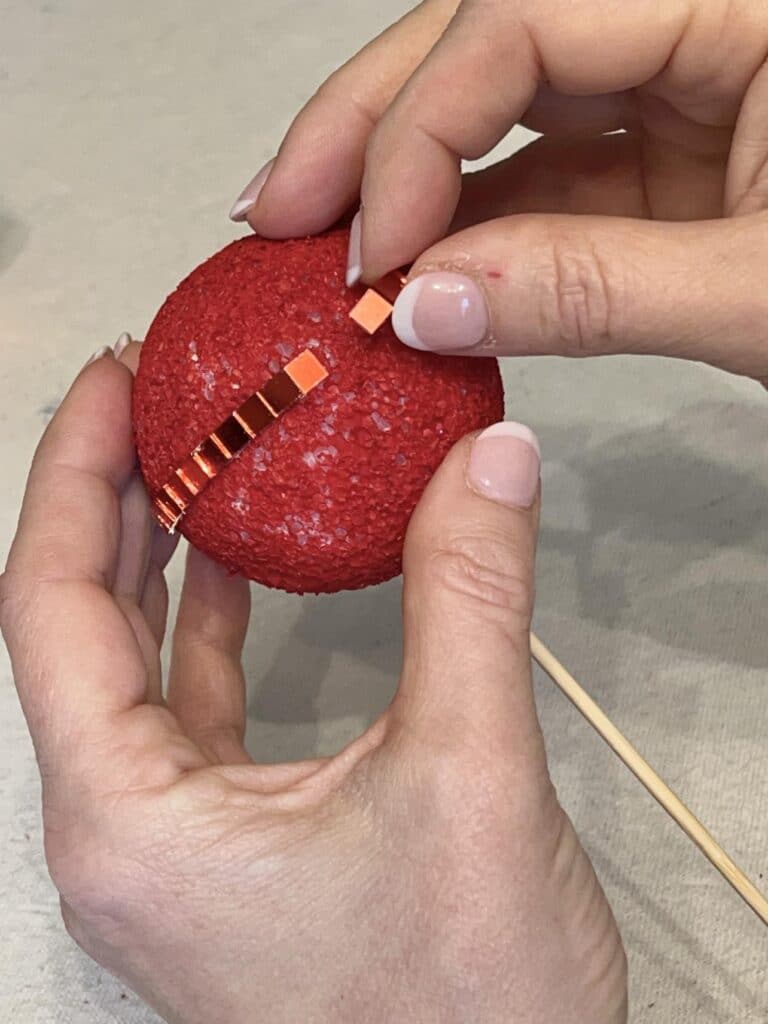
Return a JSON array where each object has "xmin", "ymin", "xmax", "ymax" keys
[{"xmin": 133, "ymin": 227, "xmax": 504, "ymax": 593}]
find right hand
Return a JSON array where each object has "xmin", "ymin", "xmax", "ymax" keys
[{"xmin": 233, "ymin": 0, "xmax": 768, "ymax": 385}]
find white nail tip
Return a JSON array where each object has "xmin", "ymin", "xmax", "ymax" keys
[
  {"xmin": 346, "ymin": 210, "xmax": 363, "ymax": 288},
  {"xmin": 229, "ymin": 198, "xmax": 255, "ymax": 222},
  {"xmin": 391, "ymin": 278, "xmax": 428, "ymax": 350},
  {"xmin": 478, "ymin": 422, "xmax": 541, "ymax": 458},
  {"xmin": 114, "ymin": 332, "xmax": 132, "ymax": 358},
  {"xmin": 229, "ymin": 159, "xmax": 275, "ymax": 222}
]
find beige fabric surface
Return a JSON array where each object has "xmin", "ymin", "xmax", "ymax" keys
[{"xmin": 1, "ymin": 1, "xmax": 767, "ymax": 1021}]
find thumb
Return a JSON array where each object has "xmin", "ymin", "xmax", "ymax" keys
[
  {"xmin": 393, "ymin": 421, "xmax": 547, "ymax": 773},
  {"xmin": 391, "ymin": 211, "xmax": 768, "ymax": 382}
]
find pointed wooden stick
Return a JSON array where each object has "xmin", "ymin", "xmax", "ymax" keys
[{"xmin": 530, "ymin": 632, "xmax": 768, "ymax": 927}]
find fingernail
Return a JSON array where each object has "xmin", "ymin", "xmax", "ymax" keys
[
  {"xmin": 392, "ymin": 272, "xmax": 489, "ymax": 352},
  {"xmin": 114, "ymin": 332, "xmax": 132, "ymax": 358},
  {"xmin": 229, "ymin": 158, "xmax": 275, "ymax": 222},
  {"xmin": 468, "ymin": 422, "xmax": 541, "ymax": 509},
  {"xmin": 84, "ymin": 345, "xmax": 112, "ymax": 368},
  {"xmin": 346, "ymin": 209, "xmax": 362, "ymax": 287}
]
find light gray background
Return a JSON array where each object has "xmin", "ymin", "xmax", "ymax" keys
[{"xmin": 1, "ymin": 1, "xmax": 767, "ymax": 1021}]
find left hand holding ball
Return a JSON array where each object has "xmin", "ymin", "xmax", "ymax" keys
[{"xmin": 1, "ymin": 339, "xmax": 626, "ymax": 1023}]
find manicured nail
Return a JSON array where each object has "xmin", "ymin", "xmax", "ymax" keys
[
  {"xmin": 392, "ymin": 272, "xmax": 489, "ymax": 352},
  {"xmin": 468, "ymin": 422, "xmax": 541, "ymax": 509},
  {"xmin": 346, "ymin": 209, "xmax": 362, "ymax": 287},
  {"xmin": 84, "ymin": 345, "xmax": 112, "ymax": 368},
  {"xmin": 229, "ymin": 158, "xmax": 275, "ymax": 222},
  {"xmin": 114, "ymin": 332, "xmax": 132, "ymax": 358}
]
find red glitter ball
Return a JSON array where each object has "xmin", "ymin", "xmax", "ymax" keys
[{"xmin": 133, "ymin": 226, "xmax": 504, "ymax": 593}]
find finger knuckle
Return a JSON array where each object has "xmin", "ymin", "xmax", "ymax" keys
[
  {"xmin": 536, "ymin": 228, "xmax": 621, "ymax": 356},
  {"xmin": 312, "ymin": 72, "xmax": 345, "ymax": 113},
  {"xmin": 315, "ymin": 72, "xmax": 377, "ymax": 134},
  {"xmin": 0, "ymin": 569, "xmax": 23, "ymax": 636},
  {"xmin": 428, "ymin": 533, "xmax": 534, "ymax": 633},
  {"xmin": 0, "ymin": 570, "xmax": 55, "ymax": 644}
]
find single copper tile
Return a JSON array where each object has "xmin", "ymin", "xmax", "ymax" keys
[
  {"xmin": 213, "ymin": 415, "xmax": 251, "ymax": 458},
  {"xmin": 236, "ymin": 392, "xmax": 275, "ymax": 434},
  {"xmin": 285, "ymin": 349, "xmax": 329, "ymax": 395},
  {"xmin": 261, "ymin": 369, "xmax": 300, "ymax": 412},
  {"xmin": 349, "ymin": 289, "xmax": 393, "ymax": 335}
]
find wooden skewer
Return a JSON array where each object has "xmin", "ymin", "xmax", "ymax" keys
[{"xmin": 530, "ymin": 632, "xmax": 768, "ymax": 928}]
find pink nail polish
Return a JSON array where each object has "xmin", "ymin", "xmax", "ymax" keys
[
  {"xmin": 229, "ymin": 158, "xmax": 275, "ymax": 222},
  {"xmin": 392, "ymin": 272, "xmax": 489, "ymax": 352},
  {"xmin": 467, "ymin": 422, "xmax": 541, "ymax": 509},
  {"xmin": 346, "ymin": 209, "xmax": 362, "ymax": 287}
]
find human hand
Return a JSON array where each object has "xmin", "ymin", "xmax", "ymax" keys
[
  {"xmin": 1, "ymin": 344, "xmax": 627, "ymax": 1023},
  {"xmin": 234, "ymin": 0, "xmax": 768, "ymax": 383}
]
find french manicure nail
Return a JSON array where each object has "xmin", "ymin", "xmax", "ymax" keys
[
  {"xmin": 229, "ymin": 158, "xmax": 275, "ymax": 222},
  {"xmin": 468, "ymin": 422, "xmax": 541, "ymax": 509},
  {"xmin": 392, "ymin": 272, "xmax": 489, "ymax": 352},
  {"xmin": 346, "ymin": 209, "xmax": 362, "ymax": 287},
  {"xmin": 114, "ymin": 332, "xmax": 132, "ymax": 358},
  {"xmin": 84, "ymin": 345, "xmax": 112, "ymax": 368}
]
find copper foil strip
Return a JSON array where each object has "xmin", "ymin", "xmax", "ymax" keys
[{"xmin": 151, "ymin": 349, "xmax": 328, "ymax": 532}]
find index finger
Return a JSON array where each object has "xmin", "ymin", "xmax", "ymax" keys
[
  {"xmin": 359, "ymin": 0, "xmax": 693, "ymax": 279},
  {"xmin": 241, "ymin": 0, "xmax": 457, "ymax": 240}
]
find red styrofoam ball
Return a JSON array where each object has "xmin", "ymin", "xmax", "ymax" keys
[{"xmin": 133, "ymin": 226, "xmax": 504, "ymax": 593}]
